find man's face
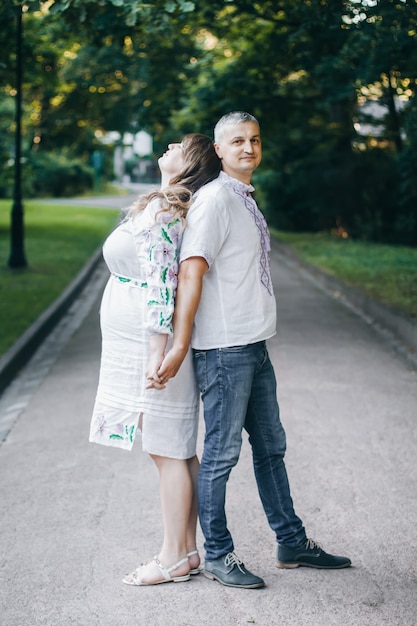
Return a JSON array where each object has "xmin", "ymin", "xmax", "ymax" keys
[{"xmin": 214, "ymin": 121, "xmax": 262, "ymax": 184}]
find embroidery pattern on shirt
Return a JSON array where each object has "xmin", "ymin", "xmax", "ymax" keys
[{"xmin": 220, "ymin": 172, "xmax": 273, "ymax": 295}]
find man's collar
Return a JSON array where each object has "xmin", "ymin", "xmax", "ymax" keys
[{"xmin": 219, "ymin": 170, "xmax": 255, "ymax": 193}]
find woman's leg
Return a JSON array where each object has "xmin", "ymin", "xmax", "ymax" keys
[
  {"xmin": 186, "ymin": 455, "xmax": 200, "ymax": 571},
  {"xmin": 153, "ymin": 454, "xmax": 193, "ymax": 563},
  {"xmin": 127, "ymin": 454, "xmax": 191, "ymax": 584}
]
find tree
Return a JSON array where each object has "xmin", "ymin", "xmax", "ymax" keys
[
  {"xmin": 167, "ymin": 1, "xmax": 360, "ymax": 230},
  {"xmin": 1, "ymin": 0, "xmax": 197, "ymax": 267},
  {"xmin": 351, "ymin": 0, "xmax": 417, "ymax": 242},
  {"xmin": 168, "ymin": 0, "xmax": 417, "ymax": 243},
  {"xmin": 1, "ymin": 0, "xmax": 417, "ymax": 246}
]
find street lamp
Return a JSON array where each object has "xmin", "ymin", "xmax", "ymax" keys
[{"xmin": 8, "ymin": 2, "xmax": 27, "ymax": 269}]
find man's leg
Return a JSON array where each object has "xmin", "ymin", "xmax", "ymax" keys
[
  {"xmin": 244, "ymin": 342, "xmax": 306, "ymax": 547},
  {"xmin": 246, "ymin": 343, "xmax": 351, "ymax": 569},
  {"xmin": 193, "ymin": 345, "xmax": 265, "ymax": 588},
  {"xmin": 194, "ymin": 346, "xmax": 249, "ymax": 560}
]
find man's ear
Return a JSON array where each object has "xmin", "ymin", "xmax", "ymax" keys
[{"xmin": 214, "ymin": 143, "xmax": 223, "ymax": 158}]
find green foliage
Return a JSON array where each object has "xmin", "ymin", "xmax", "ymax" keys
[
  {"xmin": 396, "ymin": 105, "xmax": 417, "ymax": 244},
  {"xmin": 169, "ymin": 0, "xmax": 417, "ymax": 245},
  {"xmin": 1, "ymin": 0, "xmax": 417, "ymax": 244},
  {"xmin": 0, "ymin": 0, "xmax": 200, "ymax": 166},
  {"xmin": 26, "ymin": 151, "xmax": 95, "ymax": 197},
  {"xmin": 0, "ymin": 132, "xmax": 97, "ymax": 200}
]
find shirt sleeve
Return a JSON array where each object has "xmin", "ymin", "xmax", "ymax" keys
[
  {"xmin": 180, "ymin": 191, "xmax": 230, "ymax": 267},
  {"xmin": 144, "ymin": 210, "xmax": 184, "ymax": 335}
]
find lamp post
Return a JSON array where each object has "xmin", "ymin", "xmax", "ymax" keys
[{"xmin": 8, "ymin": 2, "xmax": 27, "ymax": 269}]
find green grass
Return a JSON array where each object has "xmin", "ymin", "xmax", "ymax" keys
[
  {"xmin": 272, "ymin": 230, "xmax": 417, "ymax": 319},
  {"xmin": 0, "ymin": 200, "xmax": 119, "ymax": 354}
]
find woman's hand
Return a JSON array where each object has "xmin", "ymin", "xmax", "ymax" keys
[
  {"xmin": 145, "ymin": 353, "xmax": 165, "ymax": 386},
  {"xmin": 145, "ymin": 334, "xmax": 168, "ymax": 389}
]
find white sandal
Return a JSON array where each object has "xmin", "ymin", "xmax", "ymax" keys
[
  {"xmin": 187, "ymin": 550, "xmax": 201, "ymax": 576},
  {"xmin": 122, "ymin": 556, "xmax": 190, "ymax": 586}
]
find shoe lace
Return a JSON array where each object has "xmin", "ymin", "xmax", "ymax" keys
[
  {"xmin": 305, "ymin": 538, "xmax": 322, "ymax": 550},
  {"xmin": 224, "ymin": 552, "xmax": 245, "ymax": 573}
]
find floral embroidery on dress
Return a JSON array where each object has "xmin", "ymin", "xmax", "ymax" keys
[
  {"xmin": 144, "ymin": 212, "xmax": 184, "ymax": 334},
  {"xmin": 91, "ymin": 414, "xmax": 137, "ymax": 446}
]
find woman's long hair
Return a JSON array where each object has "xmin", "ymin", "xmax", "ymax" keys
[{"xmin": 128, "ymin": 133, "xmax": 221, "ymax": 219}]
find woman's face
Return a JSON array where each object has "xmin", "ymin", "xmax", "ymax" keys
[{"xmin": 158, "ymin": 142, "xmax": 185, "ymax": 177}]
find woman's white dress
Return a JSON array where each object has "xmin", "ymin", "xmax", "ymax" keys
[{"xmin": 89, "ymin": 200, "xmax": 199, "ymax": 459}]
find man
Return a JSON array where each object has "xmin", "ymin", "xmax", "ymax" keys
[{"xmin": 158, "ymin": 111, "xmax": 351, "ymax": 588}]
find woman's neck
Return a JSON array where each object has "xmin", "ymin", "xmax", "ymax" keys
[{"xmin": 160, "ymin": 173, "xmax": 171, "ymax": 189}]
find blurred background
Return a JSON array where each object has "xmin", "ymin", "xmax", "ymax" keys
[{"xmin": 1, "ymin": 0, "xmax": 416, "ymax": 244}]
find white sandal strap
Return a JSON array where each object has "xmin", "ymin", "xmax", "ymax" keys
[
  {"xmin": 186, "ymin": 550, "xmax": 199, "ymax": 558},
  {"xmin": 154, "ymin": 556, "xmax": 189, "ymax": 580},
  {"xmin": 166, "ymin": 556, "xmax": 189, "ymax": 573}
]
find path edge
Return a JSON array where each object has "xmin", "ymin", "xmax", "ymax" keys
[
  {"xmin": 0, "ymin": 248, "xmax": 105, "ymax": 396},
  {"xmin": 273, "ymin": 239, "xmax": 417, "ymax": 371}
]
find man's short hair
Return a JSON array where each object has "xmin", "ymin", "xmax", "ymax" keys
[{"xmin": 214, "ymin": 111, "xmax": 259, "ymax": 143}]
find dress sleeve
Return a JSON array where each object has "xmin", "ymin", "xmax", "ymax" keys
[{"xmin": 144, "ymin": 211, "xmax": 184, "ymax": 335}]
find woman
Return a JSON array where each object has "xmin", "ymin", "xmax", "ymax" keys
[{"xmin": 89, "ymin": 134, "xmax": 221, "ymax": 586}]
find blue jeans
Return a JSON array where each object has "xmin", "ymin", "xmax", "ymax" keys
[{"xmin": 193, "ymin": 341, "xmax": 306, "ymax": 561}]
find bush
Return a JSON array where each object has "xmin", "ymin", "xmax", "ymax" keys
[
  {"xmin": 254, "ymin": 147, "xmax": 417, "ymax": 246},
  {"xmin": 26, "ymin": 150, "xmax": 95, "ymax": 197}
]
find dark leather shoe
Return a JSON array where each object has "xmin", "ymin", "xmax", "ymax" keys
[
  {"xmin": 204, "ymin": 552, "xmax": 265, "ymax": 588},
  {"xmin": 277, "ymin": 538, "xmax": 351, "ymax": 569}
]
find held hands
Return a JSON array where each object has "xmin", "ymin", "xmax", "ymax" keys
[
  {"xmin": 145, "ymin": 352, "xmax": 166, "ymax": 390},
  {"xmin": 158, "ymin": 346, "xmax": 188, "ymax": 380},
  {"xmin": 146, "ymin": 346, "xmax": 188, "ymax": 390},
  {"xmin": 146, "ymin": 256, "xmax": 204, "ymax": 390},
  {"xmin": 145, "ymin": 334, "xmax": 168, "ymax": 390}
]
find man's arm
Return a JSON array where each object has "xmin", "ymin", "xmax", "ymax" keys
[{"xmin": 157, "ymin": 256, "xmax": 208, "ymax": 381}]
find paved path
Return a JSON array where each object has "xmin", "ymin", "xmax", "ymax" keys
[
  {"xmin": 40, "ymin": 183, "xmax": 156, "ymax": 210},
  {"xmin": 0, "ymin": 243, "xmax": 416, "ymax": 626}
]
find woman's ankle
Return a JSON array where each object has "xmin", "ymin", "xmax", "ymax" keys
[{"xmin": 186, "ymin": 548, "xmax": 200, "ymax": 569}]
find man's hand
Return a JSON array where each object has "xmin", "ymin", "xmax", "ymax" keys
[{"xmin": 157, "ymin": 346, "xmax": 189, "ymax": 382}]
